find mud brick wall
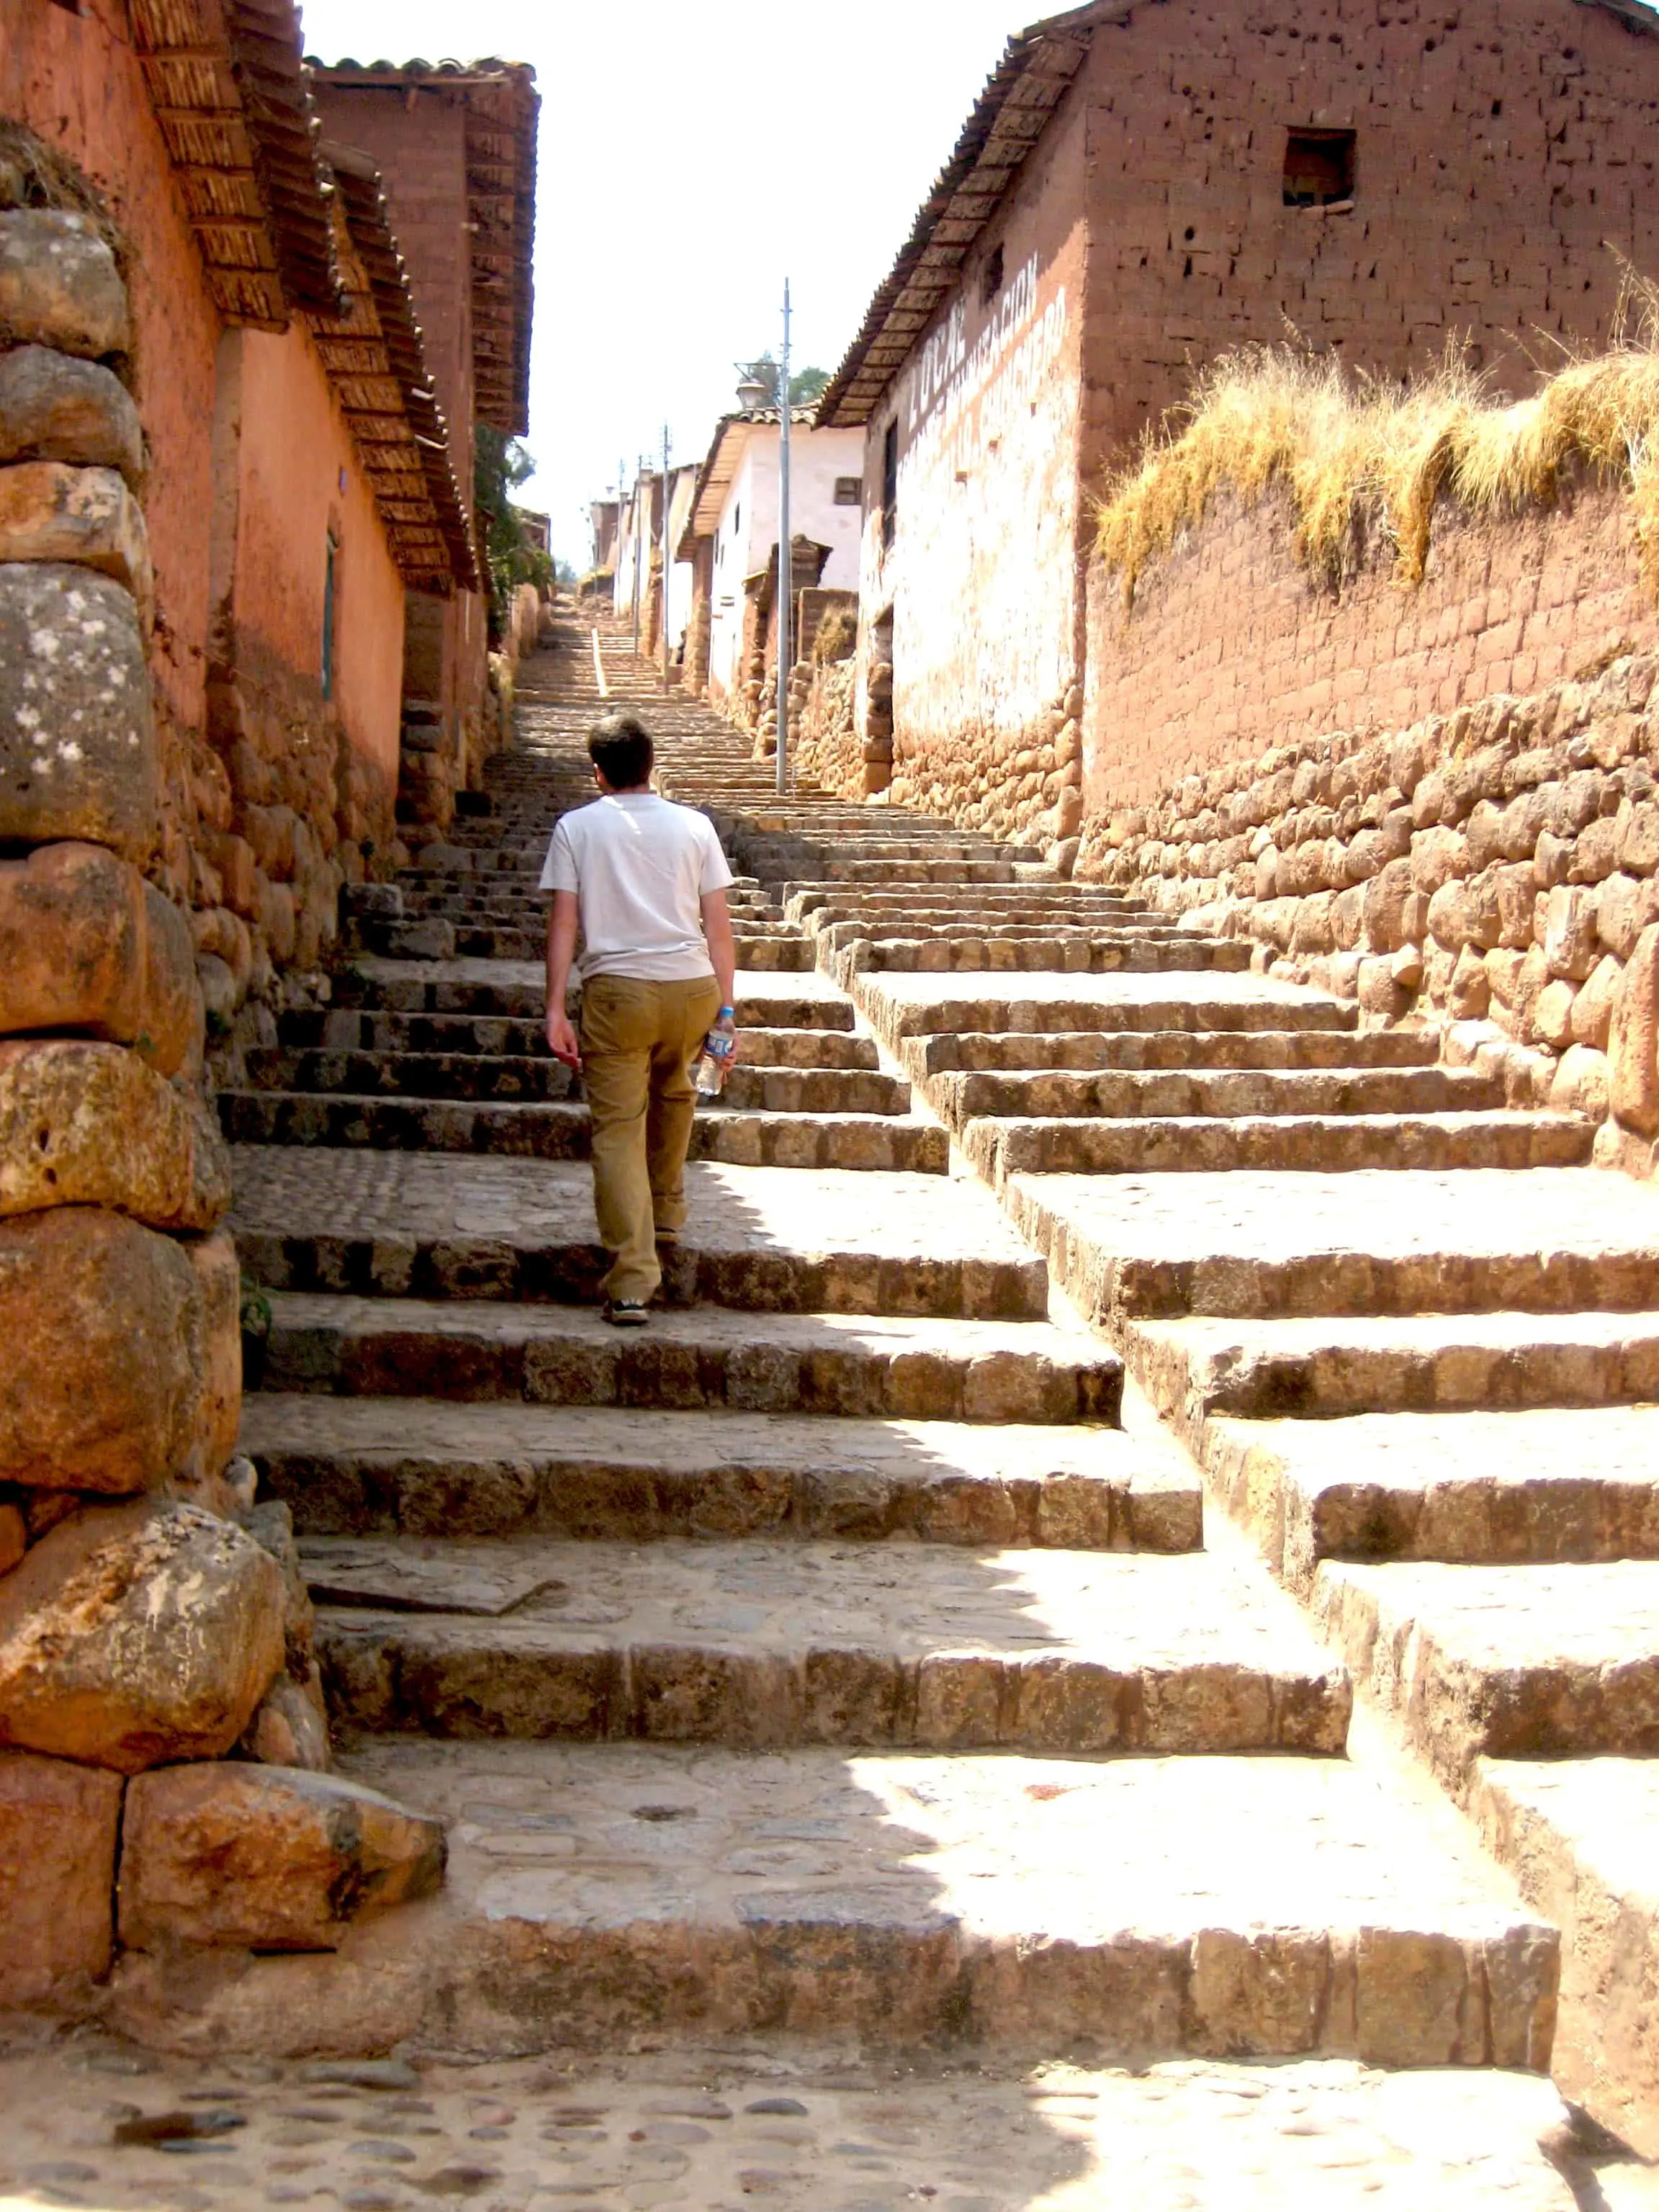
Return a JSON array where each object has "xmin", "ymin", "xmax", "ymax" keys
[
  {"xmin": 0, "ymin": 171, "xmax": 440, "ymax": 2033},
  {"xmin": 1079, "ymin": 641, "xmax": 1659, "ymax": 1175},
  {"xmin": 1082, "ymin": 480, "xmax": 1659, "ymax": 816}
]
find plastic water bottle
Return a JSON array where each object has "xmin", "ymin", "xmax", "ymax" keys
[{"xmin": 694, "ymin": 1007, "xmax": 737, "ymax": 1100}]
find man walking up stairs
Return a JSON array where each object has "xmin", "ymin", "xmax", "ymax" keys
[{"xmin": 541, "ymin": 709, "xmax": 737, "ymax": 1325}]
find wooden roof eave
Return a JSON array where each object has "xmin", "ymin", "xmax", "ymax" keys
[{"xmin": 817, "ymin": 4, "xmax": 1102, "ymax": 426}]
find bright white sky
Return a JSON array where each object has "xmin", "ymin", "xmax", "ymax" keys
[{"xmin": 301, "ymin": 0, "xmax": 1032, "ymax": 570}]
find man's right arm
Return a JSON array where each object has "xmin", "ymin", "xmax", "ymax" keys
[{"xmin": 543, "ymin": 820, "xmax": 582, "ymax": 1066}]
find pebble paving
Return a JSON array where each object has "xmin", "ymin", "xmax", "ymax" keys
[{"xmin": 0, "ymin": 2032, "xmax": 1624, "ymax": 2210}]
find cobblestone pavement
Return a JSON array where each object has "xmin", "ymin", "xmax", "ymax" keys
[{"xmin": 0, "ymin": 2032, "xmax": 1632, "ymax": 2211}]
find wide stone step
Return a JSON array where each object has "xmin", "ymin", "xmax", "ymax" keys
[
  {"xmin": 221, "ymin": 1093, "xmax": 948, "ymax": 1174},
  {"xmin": 962, "ymin": 1111, "xmax": 1593, "ymax": 1179},
  {"xmin": 310, "ymin": 1537, "xmax": 1347, "ymax": 1754},
  {"xmin": 1316, "ymin": 1559, "xmax": 1659, "ymax": 1790},
  {"xmin": 819, "ymin": 920, "xmax": 1185, "ymax": 951},
  {"xmin": 857, "ymin": 971, "xmax": 1357, "ymax": 1042},
  {"xmin": 821, "ymin": 859, "xmax": 1019, "ymax": 883},
  {"xmin": 1004, "ymin": 1167, "xmax": 1659, "ymax": 1323},
  {"xmin": 1200, "ymin": 1405, "xmax": 1659, "ymax": 1592},
  {"xmin": 247, "ymin": 1048, "xmax": 577, "ymax": 1102},
  {"xmin": 1128, "ymin": 1311, "xmax": 1659, "ymax": 1427},
  {"xmin": 907, "ymin": 1028, "xmax": 1441, "ymax": 1074},
  {"xmin": 373, "ymin": 924, "xmax": 818, "ymax": 971},
  {"xmin": 841, "ymin": 937, "xmax": 1251, "ymax": 976},
  {"xmin": 334, "ymin": 958, "xmax": 855, "ymax": 1031},
  {"xmin": 242, "ymin": 1048, "xmax": 905, "ymax": 1115},
  {"xmin": 230, "ymin": 1152, "xmax": 1048, "ymax": 1316},
  {"xmin": 241, "ymin": 1395, "xmax": 1188, "ymax": 1550},
  {"xmin": 307, "ymin": 1736, "xmax": 1557, "ymax": 2062},
  {"xmin": 259, "ymin": 1291, "xmax": 1124, "ymax": 1425},
  {"xmin": 1474, "ymin": 1755, "xmax": 1659, "ymax": 2157},
  {"xmin": 941, "ymin": 1066, "xmax": 1503, "ymax": 1123}
]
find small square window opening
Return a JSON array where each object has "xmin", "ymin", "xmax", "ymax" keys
[
  {"xmin": 1283, "ymin": 128, "xmax": 1356, "ymax": 207},
  {"xmin": 833, "ymin": 476, "xmax": 862, "ymax": 507}
]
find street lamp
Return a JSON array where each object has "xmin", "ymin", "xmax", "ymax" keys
[{"xmin": 734, "ymin": 367, "xmax": 772, "ymax": 413}]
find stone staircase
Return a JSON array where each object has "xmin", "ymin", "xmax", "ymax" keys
[{"xmin": 209, "ymin": 611, "xmax": 1659, "ymax": 2184}]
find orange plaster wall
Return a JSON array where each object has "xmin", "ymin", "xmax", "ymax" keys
[
  {"xmin": 1, "ymin": 0, "xmax": 219, "ymax": 735},
  {"xmin": 233, "ymin": 330, "xmax": 404, "ymax": 791}
]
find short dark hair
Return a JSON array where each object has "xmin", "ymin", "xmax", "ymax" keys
[{"xmin": 588, "ymin": 710, "xmax": 653, "ymax": 788}]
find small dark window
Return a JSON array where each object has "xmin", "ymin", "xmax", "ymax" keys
[
  {"xmin": 881, "ymin": 421, "xmax": 899, "ymax": 551},
  {"xmin": 980, "ymin": 243, "xmax": 1004, "ymax": 305},
  {"xmin": 833, "ymin": 476, "xmax": 862, "ymax": 507},
  {"xmin": 1283, "ymin": 128, "xmax": 1356, "ymax": 207},
  {"xmin": 321, "ymin": 532, "xmax": 338, "ymax": 700}
]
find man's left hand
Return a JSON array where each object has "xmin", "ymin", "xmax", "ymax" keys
[{"xmin": 547, "ymin": 1008, "xmax": 582, "ymax": 1069}]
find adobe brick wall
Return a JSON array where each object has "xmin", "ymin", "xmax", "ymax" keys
[
  {"xmin": 1073, "ymin": 0, "xmax": 1659, "ymax": 480},
  {"xmin": 313, "ymin": 78, "xmax": 494, "ymax": 830},
  {"xmin": 836, "ymin": 0, "xmax": 1659, "ymax": 848},
  {"xmin": 1082, "ymin": 477, "xmax": 1659, "ymax": 817}
]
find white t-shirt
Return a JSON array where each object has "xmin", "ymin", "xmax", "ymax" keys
[{"xmin": 539, "ymin": 792, "xmax": 735, "ymax": 982}]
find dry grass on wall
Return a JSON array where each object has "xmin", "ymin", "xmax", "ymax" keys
[{"xmin": 1095, "ymin": 332, "xmax": 1659, "ymax": 607}]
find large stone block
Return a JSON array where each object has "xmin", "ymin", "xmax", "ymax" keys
[
  {"xmin": 0, "ymin": 1207, "xmax": 202, "ymax": 1492},
  {"xmin": 0, "ymin": 563, "xmax": 155, "ymax": 860},
  {"xmin": 0, "ymin": 1749, "xmax": 121, "ymax": 2003},
  {"xmin": 0, "ymin": 1038, "xmax": 228, "ymax": 1230},
  {"xmin": 0, "ymin": 346, "xmax": 143, "ymax": 483},
  {"xmin": 0, "ymin": 463, "xmax": 148, "ymax": 595},
  {"xmin": 0, "ymin": 211, "xmax": 129, "ymax": 359},
  {"xmin": 0, "ymin": 840, "xmax": 198, "ymax": 1075},
  {"xmin": 1610, "ymin": 922, "xmax": 1659, "ymax": 1137},
  {"xmin": 118, "ymin": 1763, "xmax": 445, "ymax": 1952},
  {"xmin": 0, "ymin": 1498, "xmax": 284, "ymax": 1772}
]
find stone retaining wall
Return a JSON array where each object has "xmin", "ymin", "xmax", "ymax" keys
[
  {"xmin": 0, "ymin": 163, "xmax": 439, "ymax": 2032},
  {"xmin": 1076, "ymin": 647, "xmax": 1659, "ymax": 1173}
]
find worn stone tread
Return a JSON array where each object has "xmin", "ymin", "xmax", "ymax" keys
[
  {"xmin": 259, "ymin": 1290, "xmax": 1124, "ymax": 1424},
  {"xmin": 963, "ymin": 1112, "xmax": 1593, "ymax": 1180},
  {"xmin": 857, "ymin": 969, "xmax": 1356, "ymax": 1042},
  {"xmin": 310, "ymin": 1536, "xmax": 1349, "ymax": 1753},
  {"xmin": 222, "ymin": 1093, "xmax": 948, "ymax": 1173},
  {"xmin": 1130, "ymin": 1311, "xmax": 1659, "ymax": 1426},
  {"xmin": 943, "ymin": 1066, "xmax": 1504, "ymax": 1122},
  {"xmin": 1316, "ymin": 1559, "xmax": 1659, "ymax": 1785},
  {"xmin": 306, "ymin": 1737, "xmax": 1559, "ymax": 2061},
  {"xmin": 240, "ymin": 1393, "xmax": 1195, "ymax": 1551},
  {"xmin": 230, "ymin": 1151, "xmax": 1045, "ymax": 1315},
  {"xmin": 338, "ymin": 957, "xmax": 855, "ymax": 1029},
  {"xmin": 1004, "ymin": 1168, "xmax": 1659, "ymax": 1321},
  {"xmin": 907, "ymin": 1028, "xmax": 1442, "ymax": 1074},
  {"xmin": 1475, "ymin": 1755, "xmax": 1659, "ymax": 2159},
  {"xmin": 1197, "ymin": 1405, "xmax": 1659, "ymax": 1591}
]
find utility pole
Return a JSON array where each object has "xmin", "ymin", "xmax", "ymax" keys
[
  {"xmin": 775, "ymin": 279, "xmax": 792, "ymax": 798},
  {"xmin": 660, "ymin": 422, "xmax": 672, "ymax": 696},
  {"xmin": 631, "ymin": 452, "xmax": 644, "ymax": 665}
]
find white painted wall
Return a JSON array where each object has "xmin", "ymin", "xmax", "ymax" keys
[{"xmin": 706, "ymin": 421, "xmax": 864, "ymax": 703}]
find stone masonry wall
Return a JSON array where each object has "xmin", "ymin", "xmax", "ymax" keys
[
  {"xmin": 1077, "ymin": 644, "xmax": 1659, "ymax": 1175},
  {"xmin": 0, "ymin": 161, "xmax": 439, "ymax": 2031}
]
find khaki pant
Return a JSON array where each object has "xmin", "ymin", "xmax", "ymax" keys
[{"xmin": 580, "ymin": 973, "xmax": 722, "ymax": 1303}]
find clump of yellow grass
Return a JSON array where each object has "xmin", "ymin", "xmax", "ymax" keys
[{"xmin": 1096, "ymin": 319, "xmax": 1659, "ymax": 606}]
